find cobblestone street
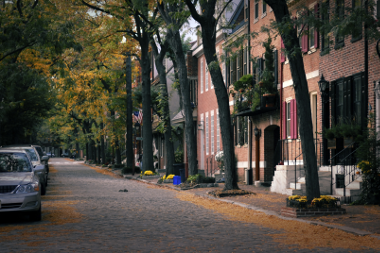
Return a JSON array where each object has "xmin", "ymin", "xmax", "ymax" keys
[{"xmin": 0, "ymin": 158, "xmax": 379, "ymax": 252}]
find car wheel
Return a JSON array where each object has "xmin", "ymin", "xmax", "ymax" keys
[
  {"xmin": 41, "ymin": 184, "xmax": 46, "ymax": 195},
  {"xmin": 29, "ymin": 206, "xmax": 41, "ymax": 222}
]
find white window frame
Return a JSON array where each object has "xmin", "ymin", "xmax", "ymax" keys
[
  {"xmin": 200, "ymin": 59, "xmax": 204, "ymax": 94},
  {"xmin": 206, "ymin": 112, "xmax": 209, "ymax": 155},
  {"xmin": 217, "ymin": 109, "xmax": 220, "ymax": 151},
  {"xmin": 286, "ymin": 99, "xmax": 292, "ymax": 139},
  {"xmin": 211, "ymin": 110, "xmax": 214, "ymax": 154},
  {"xmin": 205, "ymin": 64, "xmax": 209, "ymax": 91}
]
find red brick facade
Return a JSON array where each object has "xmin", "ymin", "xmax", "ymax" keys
[{"xmin": 192, "ymin": 0, "xmax": 380, "ymax": 183}]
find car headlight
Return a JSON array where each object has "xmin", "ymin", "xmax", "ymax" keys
[{"xmin": 15, "ymin": 183, "xmax": 39, "ymax": 194}]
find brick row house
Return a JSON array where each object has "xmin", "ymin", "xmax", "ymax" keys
[{"xmin": 188, "ymin": 0, "xmax": 380, "ymax": 198}]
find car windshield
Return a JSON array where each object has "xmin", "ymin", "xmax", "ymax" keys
[
  {"xmin": 34, "ymin": 146, "xmax": 44, "ymax": 158},
  {"xmin": 0, "ymin": 153, "xmax": 32, "ymax": 172},
  {"xmin": 24, "ymin": 148, "xmax": 39, "ymax": 161}
]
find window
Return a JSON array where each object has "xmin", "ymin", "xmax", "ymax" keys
[
  {"xmin": 230, "ymin": 56, "xmax": 236, "ymax": 84},
  {"xmin": 255, "ymin": 2, "xmax": 259, "ymax": 20},
  {"xmin": 244, "ymin": 0, "xmax": 249, "ymax": 20},
  {"xmin": 351, "ymin": 0, "xmax": 362, "ymax": 42},
  {"xmin": 331, "ymin": 72, "xmax": 367, "ymax": 128},
  {"xmin": 321, "ymin": 1, "xmax": 330, "ymax": 53},
  {"xmin": 206, "ymin": 112, "xmax": 209, "ymax": 155},
  {"xmin": 200, "ymin": 59, "xmax": 204, "ymax": 93},
  {"xmin": 283, "ymin": 99, "xmax": 298, "ymax": 139},
  {"xmin": 353, "ymin": 75, "xmax": 362, "ymax": 125},
  {"xmin": 286, "ymin": 102, "xmax": 291, "ymax": 138},
  {"xmin": 205, "ymin": 64, "xmax": 208, "ymax": 91},
  {"xmin": 237, "ymin": 50, "xmax": 242, "ymax": 80},
  {"xmin": 263, "ymin": 2, "xmax": 267, "ymax": 14},
  {"xmin": 335, "ymin": 0, "xmax": 345, "ymax": 48},
  {"xmin": 236, "ymin": 116, "xmax": 248, "ymax": 146},
  {"xmin": 310, "ymin": 93, "xmax": 318, "ymax": 141},
  {"xmin": 211, "ymin": 111, "xmax": 214, "ymax": 154},
  {"xmin": 217, "ymin": 110, "xmax": 220, "ymax": 151}
]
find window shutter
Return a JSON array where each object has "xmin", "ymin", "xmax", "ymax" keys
[
  {"xmin": 360, "ymin": 72, "xmax": 367, "ymax": 129},
  {"xmin": 282, "ymin": 101, "xmax": 286, "ymax": 139},
  {"xmin": 280, "ymin": 39, "xmax": 286, "ymax": 63},
  {"xmin": 274, "ymin": 49, "xmax": 278, "ymax": 85},
  {"xmin": 293, "ymin": 99, "xmax": 298, "ymax": 139},
  {"xmin": 343, "ymin": 77, "xmax": 352, "ymax": 120},
  {"xmin": 258, "ymin": 58, "xmax": 263, "ymax": 80},
  {"xmin": 290, "ymin": 100, "xmax": 294, "ymax": 139},
  {"xmin": 301, "ymin": 11, "xmax": 309, "ymax": 53},
  {"xmin": 330, "ymin": 81, "xmax": 336, "ymax": 126},
  {"xmin": 314, "ymin": 3, "xmax": 320, "ymax": 48}
]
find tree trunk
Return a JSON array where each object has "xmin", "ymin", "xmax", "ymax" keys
[
  {"xmin": 126, "ymin": 55, "xmax": 134, "ymax": 169},
  {"xmin": 151, "ymin": 40, "xmax": 175, "ymax": 176},
  {"xmin": 115, "ymin": 137, "xmax": 121, "ymax": 165},
  {"xmin": 266, "ymin": 0, "xmax": 320, "ymax": 200},
  {"xmin": 140, "ymin": 32, "xmax": 154, "ymax": 172},
  {"xmin": 200, "ymin": 20, "xmax": 239, "ymax": 190},
  {"xmin": 169, "ymin": 30, "xmax": 198, "ymax": 176}
]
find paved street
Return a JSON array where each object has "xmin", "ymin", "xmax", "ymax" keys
[{"xmin": 0, "ymin": 158, "xmax": 379, "ymax": 252}]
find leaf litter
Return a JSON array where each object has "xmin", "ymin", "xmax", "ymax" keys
[{"xmin": 176, "ymin": 192, "xmax": 380, "ymax": 250}]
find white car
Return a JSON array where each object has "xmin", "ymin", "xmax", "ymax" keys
[{"xmin": 0, "ymin": 149, "xmax": 43, "ymax": 221}]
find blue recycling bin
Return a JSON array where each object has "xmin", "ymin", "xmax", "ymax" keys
[
  {"xmin": 179, "ymin": 168, "xmax": 186, "ymax": 183},
  {"xmin": 173, "ymin": 176, "xmax": 181, "ymax": 185}
]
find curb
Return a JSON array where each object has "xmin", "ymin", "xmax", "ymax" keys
[{"xmin": 118, "ymin": 171, "xmax": 378, "ymax": 238}]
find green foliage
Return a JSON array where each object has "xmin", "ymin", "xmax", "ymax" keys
[
  {"xmin": 260, "ymin": 36, "xmax": 277, "ymax": 94},
  {"xmin": 186, "ymin": 174, "xmax": 216, "ymax": 184},
  {"xmin": 323, "ymin": 121, "xmax": 362, "ymax": 140},
  {"xmin": 174, "ymin": 147, "xmax": 184, "ymax": 163},
  {"xmin": 354, "ymin": 114, "xmax": 380, "ymax": 205}
]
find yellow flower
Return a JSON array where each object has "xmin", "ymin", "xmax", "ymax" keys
[{"xmin": 166, "ymin": 174, "xmax": 175, "ymax": 179}]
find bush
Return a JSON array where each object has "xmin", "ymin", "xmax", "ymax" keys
[
  {"xmin": 186, "ymin": 174, "xmax": 215, "ymax": 184},
  {"xmin": 112, "ymin": 164, "xmax": 124, "ymax": 169},
  {"xmin": 121, "ymin": 167, "xmax": 141, "ymax": 174}
]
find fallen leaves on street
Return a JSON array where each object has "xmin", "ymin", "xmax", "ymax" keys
[{"xmin": 177, "ymin": 192, "xmax": 380, "ymax": 250}]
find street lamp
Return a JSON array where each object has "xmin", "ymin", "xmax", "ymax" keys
[
  {"xmin": 318, "ymin": 74, "xmax": 329, "ymax": 93},
  {"xmin": 254, "ymin": 126, "xmax": 261, "ymax": 137}
]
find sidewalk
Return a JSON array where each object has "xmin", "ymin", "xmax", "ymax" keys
[{"xmin": 107, "ymin": 167, "xmax": 380, "ymax": 238}]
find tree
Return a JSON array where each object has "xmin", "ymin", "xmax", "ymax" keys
[
  {"xmin": 157, "ymin": 0, "xmax": 199, "ymax": 176},
  {"xmin": 184, "ymin": 0, "xmax": 238, "ymax": 189}
]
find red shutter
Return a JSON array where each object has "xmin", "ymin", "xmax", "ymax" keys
[
  {"xmin": 314, "ymin": 3, "xmax": 320, "ymax": 48},
  {"xmin": 280, "ymin": 38, "xmax": 285, "ymax": 63},
  {"xmin": 293, "ymin": 99, "xmax": 298, "ymax": 139},
  {"xmin": 301, "ymin": 12, "xmax": 309, "ymax": 53},
  {"xmin": 290, "ymin": 99, "xmax": 295, "ymax": 139},
  {"xmin": 282, "ymin": 101, "xmax": 286, "ymax": 139}
]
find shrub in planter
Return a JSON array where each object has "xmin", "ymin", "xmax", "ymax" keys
[{"xmin": 112, "ymin": 164, "xmax": 124, "ymax": 169}]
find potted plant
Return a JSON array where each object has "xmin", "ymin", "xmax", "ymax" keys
[{"xmin": 259, "ymin": 37, "xmax": 278, "ymax": 107}]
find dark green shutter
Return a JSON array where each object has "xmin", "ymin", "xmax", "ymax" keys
[
  {"xmin": 274, "ymin": 49, "xmax": 278, "ymax": 85},
  {"xmin": 330, "ymin": 81, "xmax": 336, "ymax": 126},
  {"xmin": 343, "ymin": 77, "xmax": 351, "ymax": 120},
  {"xmin": 360, "ymin": 72, "xmax": 367, "ymax": 129}
]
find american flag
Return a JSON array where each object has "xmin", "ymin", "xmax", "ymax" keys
[{"xmin": 133, "ymin": 109, "xmax": 143, "ymax": 124}]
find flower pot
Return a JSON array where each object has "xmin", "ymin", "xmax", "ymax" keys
[
  {"xmin": 344, "ymin": 137, "xmax": 354, "ymax": 148},
  {"xmin": 263, "ymin": 93, "xmax": 276, "ymax": 107},
  {"xmin": 327, "ymin": 138, "xmax": 336, "ymax": 149}
]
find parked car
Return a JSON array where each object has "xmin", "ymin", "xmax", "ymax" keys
[
  {"xmin": 46, "ymin": 152, "xmax": 55, "ymax": 158},
  {"xmin": 61, "ymin": 152, "xmax": 69, "ymax": 157},
  {"xmin": 1, "ymin": 145, "xmax": 49, "ymax": 195},
  {"xmin": 0, "ymin": 149, "xmax": 43, "ymax": 221}
]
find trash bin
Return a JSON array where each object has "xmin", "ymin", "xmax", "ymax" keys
[
  {"xmin": 179, "ymin": 168, "xmax": 186, "ymax": 183},
  {"xmin": 173, "ymin": 163, "xmax": 184, "ymax": 176}
]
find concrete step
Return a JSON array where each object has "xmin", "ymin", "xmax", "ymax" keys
[
  {"xmin": 289, "ymin": 182, "xmax": 306, "ymax": 190},
  {"xmin": 335, "ymin": 188, "xmax": 362, "ymax": 197},
  {"xmin": 286, "ymin": 189, "xmax": 303, "ymax": 195},
  {"xmin": 346, "ymin": 180, "xmax": 362, "ymax": 189}
]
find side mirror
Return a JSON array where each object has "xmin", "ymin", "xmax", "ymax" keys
[
  {"xmin": 41, "ymin": 155, "xmax": 49, "ymax": 161},
  {"xmin": 33, "ymin": 165, "xmax": 45, "ymax": 173}
]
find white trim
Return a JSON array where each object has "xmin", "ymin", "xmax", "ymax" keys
[
  {"xmin": 237, "ymin": 161, "xmax": 266, "ymax": 168},
  {"xmin": 280, "ymin": 70, "xmax": 320, "ymax": 89}
]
